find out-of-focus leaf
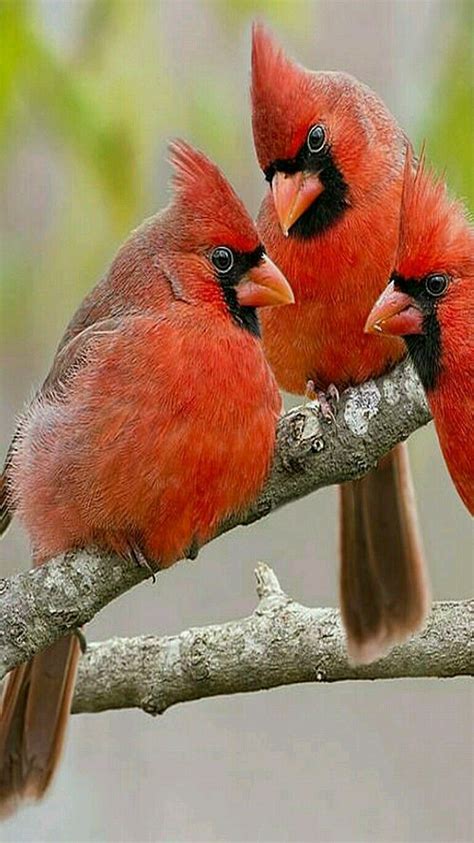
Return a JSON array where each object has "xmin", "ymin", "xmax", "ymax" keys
[
  {"xmin": 1, "ymin": 4, "xmax": 137, "ymax": 223},
  {"xmin": 0, "ymin": 255, "xmax": 34, "ymax": 340},
  {"xmin": 23, "ymin": 27, "xmax": 137, "ymax": 221},
  {"xmin": 185, "ymin": 76, "xmax": 240, "ymax": 160},
  {"xmin": 422, "ymin": 0, "xmax": 473, "ymax": 207},
  {"xmin": 77, "ymin": 0, "xmax": 118, "ymax": 64},
  {"xmin": 0, "ymin": 2, "xmax": 28, "ymax": 140},
  {"xmin": 211, "ymin": 0, "xmax": 307, "ymax": 31}
]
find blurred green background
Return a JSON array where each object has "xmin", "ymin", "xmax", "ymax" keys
[{"xmin": 0, "ymin": 2, "xmax": 472, "ymax": 842}]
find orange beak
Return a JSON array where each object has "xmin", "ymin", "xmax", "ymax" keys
[
  {"xmin": 272, "ymin": 170, "xmax": 324, "ymax": 236},
  {"xmin": 365, "ymin": 281, "xmax": 424, "ymax": 336},
  {"xmin": 236, "ymin": 254, "xmax": 294, "ymax": 308}
]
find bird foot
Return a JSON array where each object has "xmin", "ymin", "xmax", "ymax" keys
[
  {"xmin": 185, "ymin": 538, "xmax": 200, "ymax": 561},
  {"xmin": 128, "ymin": 542, "xmax": 158, "ymax": 583},
  {"xmin": 305, "ymin": 380, "xmax": 340, "ymax": 423}
]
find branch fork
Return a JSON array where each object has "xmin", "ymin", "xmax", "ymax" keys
[{"xmin": 71, "ymin": 564, "xmax": 474, "ymax": 716}]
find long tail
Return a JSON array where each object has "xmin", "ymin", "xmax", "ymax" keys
[
  {"xmin": 0, "ymin": 635, "xmax": 80, "ymax": 817},
  {"xmin": 339, "ymin": 442, "xmax": 430, "ymax": 664}
]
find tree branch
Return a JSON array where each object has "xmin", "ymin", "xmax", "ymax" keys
[
  {"xmin": 0, "ymin": 359, "xmax": 432, "ymax": 680},
  {"xmin": 72, "ymin": 564, "xmax": 473, "ymax": 716}
]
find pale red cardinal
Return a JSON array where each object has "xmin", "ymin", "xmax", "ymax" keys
[
  {"xmin": 0, "ymin": 140, "xmax": 293, "ymax": 815},
  {"xmin": 251, "ymin": 23, "xmax": 429, "ymax": 663},
  {"xmin": 366, "ymin": 149, "xmax": 474, "ymax": 514}
]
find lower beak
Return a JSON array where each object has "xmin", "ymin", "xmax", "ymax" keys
[
  {"xmin": 365, "ymin": 281, "xmax": 423, "ymax": 336},
  {"xmin": 236, "ymin": 255, "xmax": 294, "ymax": 308},
  {"xmin": 272, "ymin": 170, "xmax": 324, "ymax": 236}
]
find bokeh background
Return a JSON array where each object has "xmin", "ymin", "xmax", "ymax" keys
[{"xmin": 0, "ymin": 1, "xmax": 472, "ymax": 841}]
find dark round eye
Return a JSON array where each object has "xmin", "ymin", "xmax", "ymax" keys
[
  {"xmin": 307, "ymin": 124, "xmax": 326, "ymax": 154},
  {"xmin": 211, "ymin": 246, "xmax": 234, "ymax": 274},
  {"xmin": 425, "ymin": 273, "xmax": 448, "ymax": 297}
]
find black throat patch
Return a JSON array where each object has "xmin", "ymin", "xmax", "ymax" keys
[
  {"xmin": 392, "ymin": 273, "xmax": 443, "ymax": 391},
  {"xmin": 265, "ymin": 144, "xmax": 349, "ymax": 239},
  {"xmin": 217, "ymin": 245, "xmax": 264, "ymax": 337}
]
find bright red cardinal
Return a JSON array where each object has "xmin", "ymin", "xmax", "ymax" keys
[
  {"xmin": 0, "ymin": 140, "xmax": 293, "ymax": 815},
  {"xmin": 251, "ymin": 23, "xmax": 430, "ymax": 663},
  {"xmin": 366, "ymin": 149, "xmax": 474, "ymax": 514}
]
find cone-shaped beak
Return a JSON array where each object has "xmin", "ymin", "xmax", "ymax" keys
[
  {"xmin": 236, "ymin": 255, "xmax": 294, "ymax": 308},
  {"xmin": 272, "ymin": 170, "xmax": 324, "ymax": 236},
  {"xmin": 365, "ymin": 281, "xmax": 424, "ymax": 336}
]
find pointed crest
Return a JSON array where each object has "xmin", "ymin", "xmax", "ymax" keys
[
  {"xmin": 251, "ymin": 22, "xmax": 297, "ymax": 101},
  {"xmin": 168, "ymin": 140, "xmax": 259, "ymax": 251},
  {"xmin": 396, "ymin": 142, "xmax": 419, "ymax": 264},
  {"xmin": 251, "ymin": 23, "xmax": 317, "ymax": 169},
  {"xmin": 169, "ymin": 140, "xmax": 230, "ymax": 201},
  {"xmin": 396, "ymin": 143, "xmax": 473, "ymax": 278}
]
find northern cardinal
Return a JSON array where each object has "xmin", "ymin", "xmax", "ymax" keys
[
  {"xmin": 0, "ymin": 140, "xmax": 293, "ymax": 815},
  {"xmin": 366, "ymin": 149, "xmax": 474, "ymax": 514},
  {"xmin": 251, "ymin": 24, "xmax": 430, "ymax": 663}
]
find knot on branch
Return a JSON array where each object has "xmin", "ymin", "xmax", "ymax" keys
[
  {"xmin": 182, "ymin": 634, "xmax": 211, "ymax": 682},
  {"xmin": 277, "ymin": 406, "xmax": 325, "ymax": 472},
  {"xmin": 255, "ymin": 562, "xmax": 290, "ymax": 613}
]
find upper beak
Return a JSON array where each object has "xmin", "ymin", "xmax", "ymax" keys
[
  {"xmin": 365, "ymin": 281, "xmax": 424, "ymax": 336},
  {"xmin": 272, "ymin": 170, "xmax": 324, "ymax": 236},
  {"xmin": 236, "ymin": 254, "xmax": 294, "ymax": 308}
]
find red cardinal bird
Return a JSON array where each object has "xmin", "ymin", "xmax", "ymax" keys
[
  {"xmin": 0, "ymin": 140, "xmax": 293, "ymax": 815},
  {"xmin": 366, "ymin": 149, "xmax": 474, "ymax": 514},
  {"xmin": 251, "ymin": 24, "xmax": 430, "ymax": 663}
]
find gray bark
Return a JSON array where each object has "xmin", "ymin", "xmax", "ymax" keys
[
  {"xmin": 0, "ymin": 359, "xmax": 433, "ymax": 680},
  {"xmin": 72, "ymin": 564, "xmax": 474, "ymax": 716}
]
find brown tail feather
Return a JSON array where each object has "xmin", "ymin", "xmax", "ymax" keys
[
  {"xmin": 339, "ymin": 442, "xmax": 430, "ymax": 664},
  {"xmin": 0, "ymin": 472, "xmax": 12, "ymax": 537},
  {"xmin": 0, "ymin": 636, "xmax": 80, "ymax": 817}
]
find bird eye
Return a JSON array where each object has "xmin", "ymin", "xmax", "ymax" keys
[
  {"xmin": 425, "ymin": 273, "xmax": 448, "ymax": 297},
  {"xmin": 307, "ymin": 124, "xmax": 326, "ymax": 154},
  {"xmin": 211, "ymin": 246, "xmax": 234, "ymax": 274}
]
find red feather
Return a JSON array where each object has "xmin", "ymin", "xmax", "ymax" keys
[
  {"xmin": 251, "ymin": 25, "xmax": 430, "ymax": 663},
  {"xmin": 397, "ymin": 146, "xmax": 474, "ymax": 281},
  {"xmin": 0, "ymin": 140, "xmax": 284, "ymax": 813},
  {"xmin": 168, "ymin": 139, "xmax": 260, "ymax": 254},
  {"xmin": 397, "ymin": 150, "xmax": 474, "ymax": 513}
]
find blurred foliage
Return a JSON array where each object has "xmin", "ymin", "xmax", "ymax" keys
[
  {"xmin": 0, "ymin": 0, "xmax": 472, "ymax": 352},
  {"xmin": 421, "ymin": 0, "xmax": 474, "ymax": 207},
  {"xmin": 0, "ymin": 0, "xmax": 168, "ymax": 343},
  {"xmin": 0, "ymin": 1, "xmax": 136, "ymax": 219},
  {"xmin": 212, "ymin": 0, "xmax": 303, "ymax": 30}
]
